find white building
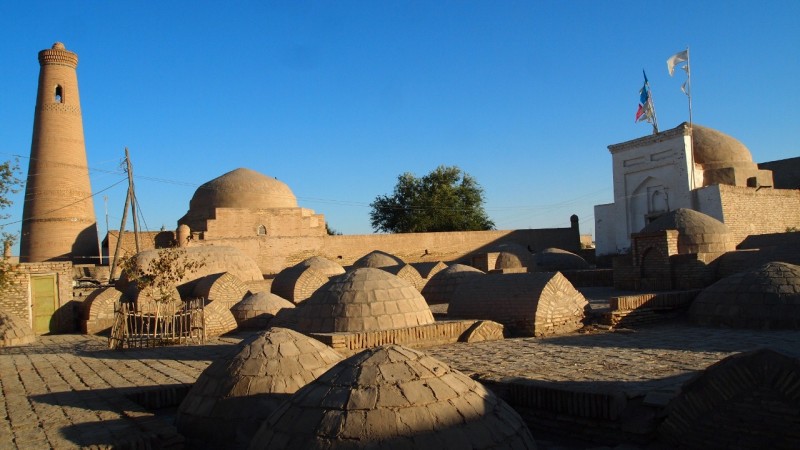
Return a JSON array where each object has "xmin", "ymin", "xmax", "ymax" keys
[{"xmin": 594, "ymin": 123, "xmax": 775, "ymax": 256}]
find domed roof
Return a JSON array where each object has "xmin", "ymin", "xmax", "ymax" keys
[
  {"xmin": 176, "ymin": 327, "xmax": 342, "ymax": 450},
  {"xmin": 488, "ymin": 243, "xmax": 533, "ymax": 269},
  {"xmin": 641, "ymin": 208, "xmax": 729, "ymax": 235},
  {"xmin": 294, "ymin": 268, "xmax": 434, "ymax": 333},
  {"xmin": 203, "ymin": 301, "xmax": 238, "ymax": 337},
  {"xmin": 533, "ymin": 248, "xmax": 590, "ymax": 271},
  {"xmin": 231, "ymin": 291, "xmax": 294, "ymax": 329},
  {"xmin": 295, "ymin": 256, "xmax": 346, "ymax": 277},
  {"xmin": 689, "ymin": 262, "xmax": 800, "ymax": 329},
  {"xmin": 116, "ymin": 246, "xmax": 263, "ymax": 295},
  {"xmin": 659, "ymin": 348, "xmax": 800, "ymax": 448},
  {"xmin": 249, "ymin": 344, "xmax": 537, "ymax": 449},
  {"xmin": 0, "ymin": 309, "xmax": 35, "ymax": 347},
  {"xmin": 692, "ymin": 125, "xmax": 753, "ymax": 167},
  {"xmin": 449, "ymin": 272, "xmax": 588, "ymax": 337},
  {"xmin": 352, "ymin": 250, "xmax": 405, "ymax": 268},
  {"xmin": 421, "ymin": 264, "xmax": 485, "ymax": 305},
  {"xmin": 640, "ymin": 208, "xmax": 734, "ymax": 254},
  {"xmin": 185, "ymin": 168, "xmax": 297, "ymax": 215}
]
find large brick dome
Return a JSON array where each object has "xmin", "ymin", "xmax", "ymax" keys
[
  {"xmin": 249, "ymin": 344, "xmax": 537, "ymax": 449},
  {"xmin": 294, "ymin": 268, "xmax": 434, "ymax": 333},
  {"xmin": 179, "ymin": 168, "xmax": 298, "ymax": 228},
  {"xmin": 176, "ymin": 328, "xmax": 342, "ymax": 449},
  {"xmin": 691, "ymin": 125, "xmax": 753, "ymax": 168},
  {"xmin": 689, "ymin": 262, "xmax": 800, "ymax": 329}
]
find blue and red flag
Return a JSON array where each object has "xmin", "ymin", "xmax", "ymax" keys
[{"xmin": 635, "ymin": 71, "xmax": 653, "ymax": 123}]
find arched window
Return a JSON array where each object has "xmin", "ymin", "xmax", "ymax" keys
[
  {"xmin": 54, "ymin": 85, "xmax": 63, "ymax": 103},
  {"xmin": 257, "ymin": 225, "xmax": 267, "ymax": 236}
]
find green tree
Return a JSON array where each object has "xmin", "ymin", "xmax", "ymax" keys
[
  {"xmin": 0, "ymin": 159, "xmax": 21, "ymax": 290},
  {"xmin": 370, "ymin": 165, "xmax": 494, "ymax": 233}
]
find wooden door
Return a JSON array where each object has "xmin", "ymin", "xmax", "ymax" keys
[{"xmin": 31, "ymin": 274, "xmax": 58, "ymax": 334}]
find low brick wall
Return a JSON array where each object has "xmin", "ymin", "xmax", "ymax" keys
[
  {"xmin": 307, "ymin": 319, "xmax": 503, "ymax": 352},
  {"xmin": 606, "ymin": 290, "xmax": 700, "ymax": 328}
]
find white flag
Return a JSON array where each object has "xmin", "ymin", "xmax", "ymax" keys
[{"xmin": 667, "ymin": 50, "xmax": 689, "ymax": 76}]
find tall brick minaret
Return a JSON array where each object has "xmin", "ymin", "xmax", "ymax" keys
[{"xmin": 20, "ymin": 42, "xmax": 98, "ymax": 263}]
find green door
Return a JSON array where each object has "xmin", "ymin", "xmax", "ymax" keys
[{"xmin": 31, "ymin": 274, "xmax": 58, "ymax": 334}]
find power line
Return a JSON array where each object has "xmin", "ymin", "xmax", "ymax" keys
[{"xmin": 0, "ymin": 177, "xmax": 127, "ymax": 228}]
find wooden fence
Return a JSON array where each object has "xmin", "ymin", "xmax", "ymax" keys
[{"xmin": 108, "ymin": 298, "xmax": 206, "ymax": 349}]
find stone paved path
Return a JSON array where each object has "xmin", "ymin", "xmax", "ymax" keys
[
  {"xmin": 0, "ymin": 335, "xmax": 242, "ymax": 449},
  {"xmin": 1, "ymin": 322, "xmax": 799, "ymax": 449}
]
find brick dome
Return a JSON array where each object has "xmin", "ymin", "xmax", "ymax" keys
[
  {"xmin": 179, "ymin": 168, "xmax": 298, "ymax": 229},
  {"xmin": 491, "ymin": 243, "xmax": 533, "ymax": 269},
  {"xmin": 204, "ymin": 301, "xmax": 238, "ymax": 337},
  {"xmin": 272, "ymin": 257, "xmax": 345, "ymax": 304},
  {"xmin": 659, "ymin": 348, "xmax": 800, "ymax": 448},
  {"xmin": 640, "ymin": 208, "xmax": 735, "ymax": 254},
  {"xmin": 294, "ymin": 268, "xmax": 434, "ymax": 333},
  {"xmin": 116, "ymin": 246, "xmax": 264, "ymax": 298},
  {"xmin": 692, "ymin": 125, "xmax": 753, "ymax": 168},
  {"xmin": 231, "ymin": 291, "xmax": 294, "ymax": 329},
  {"xmin": 352, "ymin": 250, "xmax": 405, "ymax": 268},
  {"xmin": 689, "ymin": 262, "xmax": 800, "ymax": 329},
  {"xmin": 449, "ymin": 272, "xmax": 588, "ymax": 336},
  {"xmin": 176, "ymin": 328, "xmax": 342, "ymax": 450},
  {"xmin": 421, "ymin": 264, "xmax": 485, "ymax": 305},
  {"xmin": 249, "ymin": 344, "xmax": 537, "ymax": 449},
  {"xmin": 296, "ymin": 256, "xmax": 347, "ymax": 276},
  {"xmin": 533, "ymin": 247, "xmax": 590, "ymax": 271}
]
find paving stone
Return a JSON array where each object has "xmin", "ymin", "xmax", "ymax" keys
[{"xmin": 1, "ymin": 320, "xmax": 799, "ymax": 449}]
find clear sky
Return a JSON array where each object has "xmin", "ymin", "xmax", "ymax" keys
[{"xmin": 1, "ymin": 1, "xmax": 798, "ymax": 254}]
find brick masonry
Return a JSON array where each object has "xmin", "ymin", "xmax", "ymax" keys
[
  {"xmin": 716, "ymin": 184, "xmax": 800, "ymax": 245},
  {"xmin": 0, "ymin": 261, "xmax": 74, "ymax": 333}
]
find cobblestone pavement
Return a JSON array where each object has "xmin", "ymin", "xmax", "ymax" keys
[
  {"xmin": 1, "ymin": 322, "xmax": 799, "ymax": 449},
  {"xmin": 426, "ymin": 320, "xmax": 800, "ymax": 399},
  {"xmin": 0, "ymin": 335, "xmax": 243, "ymax": 449}
]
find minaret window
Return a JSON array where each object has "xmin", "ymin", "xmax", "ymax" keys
[
  {"xmin": 257, "ymin": 225, "xmax": 267, "ymax": 236},
  {"xmin": 54, "ymin": 85, "xmax": 63, "ymax": 103}
]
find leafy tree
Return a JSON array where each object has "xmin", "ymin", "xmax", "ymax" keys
[
  {"xmin": 119, "ymin": 246, "xmax": 206, "ymax": 305},
  {"xmin": 370, "ymin": 165, "xmax": 494, "ymax": 233},
  {"xmin": 0, "ymin": 159, "xmax": 21, "ymax": 290}
]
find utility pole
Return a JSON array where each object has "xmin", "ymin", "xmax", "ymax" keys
[
  {"xmin": 109, "ymin": 148, "xmax": 140, "ymax": 280},
  {"xmin": 125, "ymin": 147, "xmax": 141, "ymax": 252}
]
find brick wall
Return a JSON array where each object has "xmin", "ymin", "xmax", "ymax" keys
[
  {"xmin": 104, "ymin": 230, "xmax": 172, "ymax": 262},
  {"xmin": 194, "ymin": 226, "xmax": 580, "ymax": 275},
  {"xmin": 0, "ymin": 261, "xmax": 75, "ymax": 333},
  {"xmin": 717, "ymin": 185, "xmax": 800, "ymax": 245}
]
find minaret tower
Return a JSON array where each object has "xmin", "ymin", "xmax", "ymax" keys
[{"xmin": 20, "ymin": 42, "xmax": 98, "ymax": 263}]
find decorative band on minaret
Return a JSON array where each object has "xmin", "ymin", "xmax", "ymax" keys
[{"xmin": 19, "ymin": 42, "xmax": 98, "ymax": 263}]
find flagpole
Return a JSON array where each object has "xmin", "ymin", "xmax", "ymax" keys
[
  {"xmin": 686, "ymin": 47, "xmax": 692, "ymax": 129},
  {"xmin": 647, "ymin": 76, "xmax": 659, "ymax": 134},
  {"xmin": 685, "ymin": 47, "xmax": 695, "ymax": 190}
]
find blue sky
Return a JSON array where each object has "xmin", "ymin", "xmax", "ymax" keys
[{"xmin": 1, "ymin": 1, "xmax": 798, "ymax": 252}]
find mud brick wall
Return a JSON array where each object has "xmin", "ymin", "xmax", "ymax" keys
[
  {"xmin": 1, "ymin": 262, "xmax": 74, "ymax": 332},
  {"xmin": 717, "ymin": 184, "xmax": 800, "ymax": 245}
]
